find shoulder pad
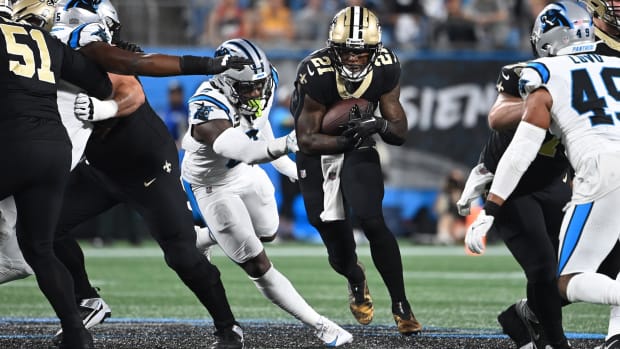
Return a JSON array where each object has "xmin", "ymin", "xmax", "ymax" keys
[
  {"xmin": 496, "ymin": 62, "xmax": 527, "ymax": 96},
  {"xmin": 518, "ymin": 60, "xmax": 549, "ymax": 98},
  {"xmin": 187, "ymin": 88, "xmax": 234, "ymax": 125},
  {"xmin": 51, "ymin": 22, "xmax": 111, "ymax": 49}
]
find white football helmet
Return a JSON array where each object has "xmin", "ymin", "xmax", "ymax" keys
[
  {"xmin": 54, "ymin": 0, "xmax": 102, "ymax": 28},
  {"xmin": 12, "ymin": 0, "xmax": 57, "ymax": 31},
  {"xmin": 531, "ymin": 0, "xmax": 596, "ymax": 57},
  {"xmin": 327, "ymin": 6, "xmax": 382, "ymax": 82},
  {"xmin": 212, "ymin": 38, "xmax": 273, "ymax": 120},
  {"xmin": 96, "ymin": 0, "xmax": 120, "ymax": 42}
]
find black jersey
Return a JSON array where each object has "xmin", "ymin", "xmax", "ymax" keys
[
  {"xmin": 291, "ymin": 47, "xmax": 400, "ymax": 115},
  {"xmin": 0, "ymin": 18, "xmax": 111, "ymax": 125},
  {"xmin": 479, "ymin": 63, "xmax": 569, "ymax": 196},
  {"xmin": 595, "ymin": 28, "xmax": 620, "ymax": 56},
  {"xmin": 85, "ymin": 93, "xmax": 171, "ymax": 174}
]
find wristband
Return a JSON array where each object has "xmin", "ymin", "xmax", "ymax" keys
[
  {"xmin": 90, "ymin": 98, "xmax": 119, "ymax": 121},
  {"xmin": 180, "ymin": 55, "xmax": 210, "ymax": 75},
  {"xmin": 483, "ymin": 201, "xmax": 501, "ymax": 217}
]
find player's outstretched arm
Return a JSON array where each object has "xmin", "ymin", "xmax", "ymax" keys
[
  {"xmin": 79, "ymin": 42, "xmax": 251, "ymax": 77},
  {"xmin": 74, "ymin": 74, "xmax": 146, "ymax": 122}
]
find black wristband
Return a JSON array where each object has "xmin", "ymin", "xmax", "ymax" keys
[
  {"xmin": 483, "ymin": 200, "xmax": 501, "ymax": 217},
  {"xmin": 179, "ymin": 55, "xmax": 210, "ymax": 75}
]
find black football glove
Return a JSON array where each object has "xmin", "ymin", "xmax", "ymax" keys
[
  {"xmin": 115, "ymin": 40, "xmax": 144, "ymax": 53},
  {"xmin": 342, "ymin": 104, "xmax": 387, "ymax": 141},
  {"xmin": 208, "ymin": 55, "xmax": 253, "ymax": 75}
]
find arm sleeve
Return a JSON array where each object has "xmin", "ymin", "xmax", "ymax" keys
[
  {"xmin": 489, "ymin": 121, "xmax": 547, "ymax": 200},
  {"xmin": 59, "ymin": 42, "xmax": 112, "ymax": 99},
  {"xmin": 212, "ymin": 127, "xmax": 286, "ymax": 164},
  {"xmin": 270, "ymin": 155, "xmax": 298, "ymax": 180}
]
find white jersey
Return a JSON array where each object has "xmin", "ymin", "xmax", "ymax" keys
[
  {"xmin": 50, "ymin": 21, "xmax": 112, "ymax": 170},
  {"xmin": 520, "ymin": 53, "xmax": 620, "ymax": 202},
  {"xmin": 181, "ymin": 77, "xmax": 276, "ymax": 186}
]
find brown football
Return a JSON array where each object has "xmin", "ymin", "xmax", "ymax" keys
[{"xmin": 321, "ymin": 98, "xmax": 371, "ymax": 135}]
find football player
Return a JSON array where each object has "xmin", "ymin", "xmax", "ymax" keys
[
  {"xmin": 4, "ymin": 1, "xmax": 249, "ymax": 348},
  {"xmin": 465, "ymin": 2, "xmax": 620, "ymax": 349},
  {"xmin": 291, "ymin": 6, "xmax": 422, "ymax": 335},
  {"xmin": 180, "ymin": 38, "xmax": 353, "ymax": 347},
  {"xmin": 0, "ymin": 1, "xmax": 113, "ymax": 348},
  {"xmin": 460, "ymin": 1, "xmax": 620, "ymax": 348}
]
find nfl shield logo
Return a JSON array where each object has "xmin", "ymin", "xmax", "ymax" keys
[{"xmin": 300, "ymin": 169, "xmax": 306, "ymax": 179}]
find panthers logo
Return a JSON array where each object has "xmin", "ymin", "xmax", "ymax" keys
[
  {"xmin": 539, "ymin": 8, "xmax": 571, "ymax": 33},
  {"xmin": 65, "ymin": 0, "xmax": 102, "ymax": 11},
  {"xmin": 194, "ymin": 103, "xmax": 214, "ymax": 121}
]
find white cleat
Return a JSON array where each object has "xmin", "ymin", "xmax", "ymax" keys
[
  {"xmin": 315, "ymin": 316, "xmax": 353, "ymax": 347},
  {"xmin": 55, "ymin": 297, "xmax": 112, "ymax": 338}
]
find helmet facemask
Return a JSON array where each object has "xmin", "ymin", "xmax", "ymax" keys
[
  {"xmin": 327, "ymin": 6, "xmax": 382, "ymax": 82},
  {"xmin": 584, "ymin": 0, "xmax": 620, "ymax": 36},
  {"xmin": 12, "ymin": 0, "xmax": 57, "ymax": 31},
  {"xmin": 97, "ymin": 0, "xmax": 120, "ymax": 43},
  {"xmin": 0, "ymin": 0, "xmax": 12, "ymax": 18}
]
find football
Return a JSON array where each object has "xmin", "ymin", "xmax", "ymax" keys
[{"xmin": 321, "ymin": 98, "xmax": 371, "ymax": 135}]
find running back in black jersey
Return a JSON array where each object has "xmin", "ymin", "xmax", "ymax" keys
[
  {"xmin": 0, "ymin": 17, "xmax": 111, "ymax": 125},
  {"xmin": 290, "ymin": 46, "xmax": 400, "ymax": 116},
  {"xmin": 479, "ymin": 62, "xmax": 570, "ymax": 196}
]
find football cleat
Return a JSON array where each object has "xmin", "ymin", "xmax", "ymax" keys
[
  {"xmin": 392, "ymin": 301, "xmax": 423, "ymax": 336},
  {"xmin": 57, "ymin": 327, "xmax": 94, "ymax": 349},
  {"xmin": 314, "ymin": 316, "xmax": 353, "ymax": 347},
  {"xmin": 347, "ymin": 263, "xmax": 373, "ymax": 325},
  {"xmin": 498, "ymin": 302, "xmax": 534, "ymax": 349},
  {"xmin": 515, "ymin": 299, "xmax": 550, "ymax": 349},
  {"xmin": 595, "ymin": 333, "xmax": 620, "ymax": 349},
  {"xmin": 210, "ymin": 324, "xmax": 244, "ymax": 349},
  {"xmin": 54, "ymin": 297, "xmax": 111, "ymax": 340}
]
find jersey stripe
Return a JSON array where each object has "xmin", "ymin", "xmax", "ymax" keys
[
  {"xmin": 526, "ymin": 61, "xmax": 551, "ymax": 84},
  {"xmin": 68, "ymin": 24, "xmax": 89, "ymax": 49},
  {"xmin": 188, "ymin": 95, "xmax": 233, "ymax": 123},
  {"xmin": 557, "ymin": 202, "xmax": 593, "ymax": 275}
]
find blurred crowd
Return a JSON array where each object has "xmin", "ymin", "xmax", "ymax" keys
[{"xmin": 193, "ymin": 0, "xmax": 551, "ymax": 51}]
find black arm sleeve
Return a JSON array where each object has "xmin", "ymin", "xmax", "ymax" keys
[{"xmin": 59, "ymin": 43, "xmax": 112, "ymax": 100}]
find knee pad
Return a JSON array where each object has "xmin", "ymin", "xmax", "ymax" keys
[{"xmin": 207, "ymin": 199, "xmax": 237, "ymax": 232}]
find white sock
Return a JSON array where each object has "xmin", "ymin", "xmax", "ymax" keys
[
  {"xmin": 195, "ymin": 226, "xmax": 216, "ymax": 250},
  {"xmin": 250, "ymin": 265, "xmax": 321, "ymax": 328},
  {"xmin": 566, "ymin": 272, "xmax": 620, "ymax": 305},
  {"xmin": 607, "ymin": 272, "xmax": 620, "ymax": 340}
]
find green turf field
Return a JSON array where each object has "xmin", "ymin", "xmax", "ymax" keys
[{"xmin": 0, "ymin": 241, "xmax": 608, "ymax": 335}]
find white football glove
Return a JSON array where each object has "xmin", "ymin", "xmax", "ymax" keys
[
  {"xmin": 285, "ymin": 130, "xmax": 299, "ymax": 153},
  {"xmin": 74, "ymin": 93, "xmax": 118, "ymax": 122},
  {"xmin": 457, "ymin": 163, "xmax": 494, "ymax": 216},
  {"xmin": 464, "ymin": 210, "xmax": 494, "ymax": 255}
]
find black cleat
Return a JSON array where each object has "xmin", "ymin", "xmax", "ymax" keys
[
  {"xmin": 498, "ymin": 301, "xmax": 533, "ymax": 349},
  {"xmin": 595, "ymin": 334, "xmax": 620, "ymax": 349},
  {"xmin": 57, "ymin": 327, "xmax": 94, "ymax": 349},
  {"xmin": 211, "ymin": 324, "xmax": 244, "ymax": 349},
  {"xmin": 515, "ymin": 299, "xmax": 549, "ymax": 349}
]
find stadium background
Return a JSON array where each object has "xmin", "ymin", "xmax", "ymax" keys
[
  {"xmin": 2, "ymin": 1, "xmax": 608, "ymax": 348},
  {"xmin": 69, "ymin": 0, "xmax": 537, "ymax": 245}
]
